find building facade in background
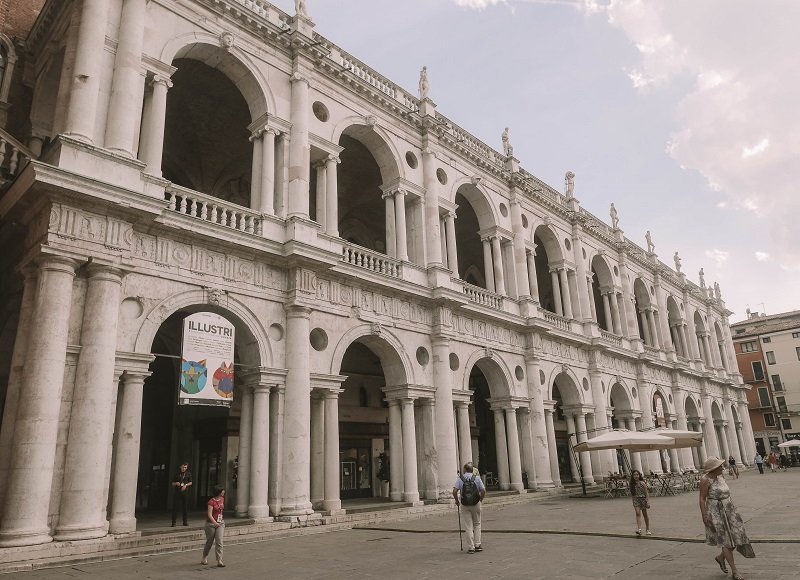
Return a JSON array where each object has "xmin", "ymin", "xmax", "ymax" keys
[
  {"xmin": 731, "ymin": 310, "xmax": 800, "ymax": 458},
  {"xmin": 0, "ymin": 0, "xmax": 752, "ymax": 549}
]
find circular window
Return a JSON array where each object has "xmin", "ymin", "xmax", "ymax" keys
[
  {"xmin": 539, "ymin": 370, "xmax": 546, "ymax": 385},
  {"xmin": 515, "ymin": 365, "xmax": 524, "ymax": 381},
  {"xmin": 405, "ymin": 151, "xmax": 418, "ymax": 169},
  {"xmin": 436, "ymin": 168, "xmax": 448, "ymax": 185},
  {"xmin": 309, "ymin": 328, "xmax": 328, "ymax": 351},
  {"xmin": 268, "ymin": 323, "xmax": 285, "ymax": 341},
  {"xmin": 449, "ymin": 352, "xmax": 459, "ymax": 371},
  {"xmin": 613, "ymin": 266, "xmax": 619, "ymax": 276},
  {"xmin": 499, "ymin": 203, "xmax": 508, "ymax": 218},
  {"xmin": 582, "ymin": 378, "xmax": 589, "ymax": 391},
  {"xmin": 522, "ymin": 214, "xmax": 529, "ymax": 229},
  {"xmin": 631, "ymin": 387, "xmax": 637, "ymax": 398},
  {"xmin": 564, "ymin": 238, "xmax": 572, "ymax": 251},
  {"xmin": 120, "ymin": 297, "xmax": 143, "ymax": 319},
  {"xmin": 312, "ymin": 101, "xmax": 329, "ymax": 122},
  {"xmin": 416, "ymin": 346, "xmax": 430, "ymax": 366}
]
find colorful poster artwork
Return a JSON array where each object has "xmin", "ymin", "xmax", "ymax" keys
[{"xmin": 180, "ymin": 312, "xmax": 235, "ymax": 406}]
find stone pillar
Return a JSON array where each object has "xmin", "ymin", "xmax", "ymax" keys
[
  {"xmin": 280, "ymin": 306, "xmax": 313, "ymax": 516},
  {"xmin": 544, "ymin": 405, "xmax": 561, "ymax": 486},
  {"xmin": 141, "ymin": 75, "xmax": 172, "ymax": 176},
  {"xmin": 574, "ymin": 413, "xmax": 595, "ymax": 484},
  {"xmin": 322, "ymin": 391, "xmax": 342, "ymax": 512},
  {"xmin": 601, "ymin": 293, "xmax": 612, "ymax": 332},
  {"xmin": 571, "ymin": 233, "xmax": 592, "ymax": 320},
  {"xmin": 503, "ymin": 241, "xmax": 518, "ymax": 298},
  {"xmin": 418, "ymin": 399, "xmax": 438, "ymax": 500},
  {"xmin": 421, "ymin": 145, "xmax": 442, "ymax": 266},
  {"xmin": 64, "ymin": 0, "xmax": 109, "ymax": 142},
  {"xmin": 268, "ymin": 386, "xmax": 285, "ymax": 516},
  {"xmin": 384, "ymin": 192, "xmax": 396, "ymax": 258},
  {"xmin": 639, "ymin": 310, "xmax": 651, "ymax": 346},
  {"xmin": 738, "ymin": 403, "xmax": 756, "ymax": 462},
  {"xmin": 716, "ymin": 423, "xmax": 730, "ymax": 459},
  {"xmin": 550, "ymin": 270, "xmax": 563, "ymax": 316},
  {"xmin": 491, "ymin": 236, "xmax": 506, "ymax": 296},
  {"xmin": 309, "ymin": 393, "xmax": 324, "ymax": 509},
  {"xmin": 249, "ymin": 384, "xmax": 271, "ymax": 519},
  {"xmin": 667, "ymin": 423, "xmax": 681, "ymax": 473},
  {"xmin": 55, "ymin": 266, "xmax": 123, "ymax": 541},
  {"xmin": 517, "ymin": 408, "xmax": 536, "ymax": 488},
  {"xmin": 456, "ymin": 402, "xmax": 472, "ymax": 468},
  {"xmin": 0, "ymin": 256, "xmax": 78, "ymax": 547},
  {"xmin": 558, "ymin": 268, "xmax": 573, "ymax": 318},
  {"xmin": 611, "ymin": 293, "xmax": 625, "ymax": 335},
  {"xmin": 439, "ymin": 218, "xmax": 448, "ymax": 269},
  {"xmin": 674, "ymin": 398, "xmax": 693, "ymax": 471},
  {"xmin": 588, "ymin": 370, "xmax": 615, "ymax": 475},
  {"xmin": 325, "ymin": 155, "xmax": 339, "ymax": 236},
  {"xmin": 483, "ymin": 239, "xmax": 495, "ymax": 293},
  {"xmin": 525, "ymin": 357, "xmax": 553, "ymax": 487},
  {"xmin": 104, "ymin": 0, "xmax": 146, "ymax": 155},
  {"xmin": 511, "ymin": 199, "xmax": 530, "ymax": 299},
  {"xmin": 394, "ymin": 190, "xmax": 408, "ymax": 261},
  {"xmin": 505, "ymin": 409, "xmax": 524, "ymax": 491},
  {"xmin": 275, "ymin": 134, "xmax": 289, "ymax": 218},
  {"xmin": 431, "ymin": 336, "xmax": 457, "ymax": 501},
  {"xmin": 250, "ymin": 131, "xmax": 264, "ymax": 211},
  {"xmin": 725, "ymin": 414, "xmax": 741, "ymax": 465},
  {"xmin": 261, "ymin": 129, "xmax": 277, "ymax": 215},
  {"xmin": 108, "ymin": 370, "xmax": 151, "ymax": 533},
  {"xmin": 587, "ymin": 279, "xmax": 598, "ymax": 323},
  {"xmin": 313, "ymin": 162, "xmax": 325, "ymax": 231},
  {"xmin": 567, "ymin": 271, "xmax": 582, "ymax": 319},
  {"xmin": 444, "ymin": 213, "xmax": 458, "ymax": 278},
  {"xmin": 493, "ymin": 408, "xmax": 511, "ymax": 490},
  {"xmin": 400, "ymin": 399, "xmax": 421, "ymax": 504},
  {"xmin": 646, "ymin": 309, "xmax": 660, "ymax": 348},
  {"xmin": 700, "ymin": 397, "xmax": 720, "ymax": 458},
  {"xmin": 625, "ymin": 418, "xmax": 643, "ymax": 473},
  {"xmin": 288, "ymin": 72, "xmax": 310, "ymax": 218},
  {"xmin": 388, "ymin": 400, "xmax": 404, "ymax": 501},
  {"xmin": 234, "ymin": 385, "xmax": 253, "ymax": 517},
  {"xmin": 526, "ymin": 250, "xmax": 539, "ymax": 303},
  {"xmin": 564, "ymin": 413, "xmax": 580, "ymax": 483},
  {"xmin": 734, "ymin": 423, "xmax": 746, "ymax": 467}
]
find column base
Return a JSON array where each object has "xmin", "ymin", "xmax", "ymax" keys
[
  {"xmin": 53, "ymin": 521, "xmax": 109, "ymax": 542},
  {"xmin": 321, "ymin": 499, "xmax": 341, "ymax": 512},
  {"xmin": 248, "ymin": 505, "xmax": 271, "ymax": 519},
  {"xmin": 276, "ymin": 512, "xmax": 322, "ymax": 525},
  {"xmin": 0, "ymin": 528, "xmax": 53, "ymax": 548},
  {"xmin": 510, "ymin": 482, "xmax": 525, "ymax": 492},
  {"xmin": 581, "ymin": 477, "xmax": 595, "ymax": 485},
  {"xmin": 252, "ymin": 516, "xmax": 274, "ymax": 524},
  {"xmin": 402, "ymin": 492, "xmax": 421, "ymax": 504},
  {"xmin": 389, "ymin": 491, "xmax": 404, "ymax": 502},
  {"xmin": 533, "ymin": 480, "xmax": 556, "ymax": 489},
  {"xmin": 108, "ymin": 517, "xmax": 137, "ymax": 535},
  {"xmin": 499, "ymin": 483, "xmax": 511, "ymax": 491}
]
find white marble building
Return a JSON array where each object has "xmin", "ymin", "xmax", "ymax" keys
[{"xmin": 0, "ymin": 0, "xmax": 753, "ymax": 548}]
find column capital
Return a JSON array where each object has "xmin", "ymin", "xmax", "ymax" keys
[
  {"xmin": 36, "ymin": 254, "xmax": 81, "ymax": 275},
  {"xmin": 325, "ymin": 154, "xmax": 340, "ymax": 165},
  {"xmin": 150, "ymin": 74, "xmax": 173, "ymax": 89},
  {"xmin": 381, "ymin": 190, "xmax": 396, "ymax": 200},
  {"xmin": 86, "ymin": 263, "xmax": 125, "ymax": 283},
  {"xmin": 290, "ymin": 71, "xmax": 311, "ymax": 85},
  {"xmin": 250, "ymin": 128, "xmax": 264, "ymax": 141}
]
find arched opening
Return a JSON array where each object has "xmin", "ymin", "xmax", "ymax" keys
[
  {"xmin": 454, "ymin": 184, "xmax": 494, "ymax": 290},
  {"xmin": 609, "ymin": 382, "xmax": 633, "ymax": 473},
  {"xmin": 694, "ymin": 311, "xmax": 709, "ymax": 365},
  {"xmin": 551, "ymin": 372, "xmax": 582, "ymax": 483},
  {"xmin": 533, "ymin": 226, "xmax": 563, "ymax": 314},
  {"xmin": 713, "ymin": 322, "xmax": 727, "ymax": 370},
  {"xmin": 666, "ymin": 296, "xmax": 684, "ymax": 357},
  {"xmin": 632, "ymin": 278, "xmax": 652, "ymax": 345},
  {"xmin": 684, "ymin": 396, "xmax": 703, "ymax": 470},
  {"xmin": 711, "ymin": 400, "xmax": 725, "ymax": 459},
  {"xmin": 29, "ymin": 48, "xmax": 65, "ymax": 155},
  {"xmin": 590, "ymin": 256, "xmax": 615, "ymax": 332}
]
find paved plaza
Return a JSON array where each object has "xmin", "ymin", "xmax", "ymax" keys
[{"xmin": 10, "ymin": 469, "xmax": 799, "ymax": 579}]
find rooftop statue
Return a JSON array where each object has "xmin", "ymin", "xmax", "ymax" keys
[
  {"xmin": 609, "ymin": 203, "xmax": 619, "ymax": 229},
  {"xmin": 419, "ymin": 66, "xmax": 429, "ymax": 99},
  {"xmin": 295, "ymin": 0, "xmax": 308, "ymax": 17},
  {"xmin": 565, "ymin": 171, "xmax": 575, "ymax": 199},
  {"xmin": 502, "ymin": 127, "xmax": 513, "ymax": 157},
  {"xmin": 673, "ymin": 251, "xmax": 682, "ymax": 273},
  {"xmin": 698, "ymin": 267, "xmax": 706, "ymax": 288},
  {"xmin": 645, "ymin": 230, "xmax": 655, "ymax": 253}
]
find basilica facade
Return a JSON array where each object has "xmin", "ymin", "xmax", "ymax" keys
[{"xmin": 0, "ymin": 0, "xmax": 753, "ymax": 548}]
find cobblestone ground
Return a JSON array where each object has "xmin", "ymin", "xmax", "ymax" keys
[{"xmin": 14, "ymin": 469, "xmax": 800, "ymax": 580}]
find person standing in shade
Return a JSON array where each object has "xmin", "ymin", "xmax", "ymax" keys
[
  {"xmin": 171, "ymin": 462, "xmax": 192, "ymax": 526},
  {"xmin": 778, "ymin": 453, "xmax": 788, "ymax": 472},
  {"xmin": 767, "ymin": 452, "xmax": 778, "ymax": 473},
  {"xmin": 453, "ymin": 463, "xmax": 486, "ymax": 554},
  {"xmin": 201, "ymin": 485, "xmax": 226, "ymax": 567},
  {"xmin": 753, "ymin": 452, "xmax": 764, "ymax": 474},
  {"xmin": 727, "ymin": 456, "xmax": 739, "ymax": 479},
  {"xmin": 700, "ymin": 457, "xmax": 755, "ymax": 580},
  {"xmin": 629, "ymin": 470, "xmax": 652, "ymax": 536}
]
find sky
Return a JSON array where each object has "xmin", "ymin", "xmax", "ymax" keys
[{"xmin": 270, "ymin": 0, "xmax": 800, "ymax": 322}]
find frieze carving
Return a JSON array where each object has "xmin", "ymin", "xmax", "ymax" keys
[
  {"xmin": 646, "ymin": 365, "xmax": 671, "ymax": 384},
  {"xmin": 48, "ymin": 204, "xmax": 133, "ymax": 251},
  {"xmin": 536, "ymin": 337, "xmax": 589, "ymax": 362},
  {"xmin": 312, "ymin": 277, "xmax": 433, "ymax": 325},
  {"xmin": 484, "ymin": 347, "xmax": 494, "ymax": 359},
  {"xmin": 598, "ymin": 353, "xmax": 636, "ymax": 375},
  {"xmin": 206, "ymin": 288, "xmax": 225, "ymax": 305},
  {"xmin": 371, "ymin": 322, "xmax": 382, "ymax": 336},
  {"xmin": 451, "ymin": 314, "xmax": 524, "ymax": 348}
]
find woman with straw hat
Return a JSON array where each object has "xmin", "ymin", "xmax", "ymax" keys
[{"xmin": 699, "ymin": 457, "xmax": 755, "ymax": 580}]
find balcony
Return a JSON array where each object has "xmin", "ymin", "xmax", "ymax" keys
[
  {"xmin": 341, "ymin": 242, "xmax": 403, "ymax": 278},
  {"xmin": 164, "ymin": 184, "xmax": 263, "ymax": 236},
  {"xmin": 599, "ymin": 329, "xmax": 623, "ymax": 347},
  {"xmin": 460, "ymin": 280, "xmax": 503, "ymax": 310}
]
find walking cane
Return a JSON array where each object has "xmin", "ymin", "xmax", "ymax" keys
[{"xmin": 457, "ymin": 500, "xmax": 463, "ymax": 551}]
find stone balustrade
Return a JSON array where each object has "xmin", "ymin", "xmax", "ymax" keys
[
  {"xmin": 461, "ymin": 280, "xmax": 503, "ymax": 309},
  {"xmin": 541, "ymin": 310, "xmax": 572, "ymax": 331},
  {"xmin": 644, "ymin": 344, "xmax": 660, "ymax": 355},
  {"xmin": 341, "ymin": 242, "xmax": 402, "ymax": 278},
  {"xmin": 233, "ymin": 0, "xmax": 272, "ymax": 19},
  {"xmin": 600, "ymin": 329, "xmax": 623, "ymax": 347},
  {"xmin": 0, "ymin": 129, "xmax": 32, "ymax": 185},
  {"xmin": 164, "ymin": 185, "xmax": 263, "ymax": 235}
]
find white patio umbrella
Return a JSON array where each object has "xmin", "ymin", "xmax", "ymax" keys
[
  {"xmin": 572, "ymin": 429, "xmax": 676, "ymax": 452},
  {"xmin": 651, "ymin": 428, "xmax": 704, "ymax": 449},
  {"xmin": 777, "ymin": 440, "xmax": 800, "ymax": 448}
]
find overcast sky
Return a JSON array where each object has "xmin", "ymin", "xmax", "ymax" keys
[{"xmin": 270, "ymin": 0, "xmax": 799, "ymax": 322}]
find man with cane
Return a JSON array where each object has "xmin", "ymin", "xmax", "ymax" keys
[{"xmin": 453, "ymin": 462, "xmax": 485, "ymax": 554}]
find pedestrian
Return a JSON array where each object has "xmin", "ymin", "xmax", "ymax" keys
[
  {"xmin": 753, "ymin": 452, "xmax": 764, "ymax": 474},
  {"xmin": 453, "ymin": 462, "xmax": 486, "ymax": 554},
  {"xmin": 778, "ymin": 454, "xmax": 788, "ymax": 472},
  {"xmin": 727, "ymin": 456, "xmax": 739, "ymax": 479},
  {"xmin": 629, "ymin": 470, "xmax": 652, "ymax": 536},
  {"xmin": 700, "ymin": 457, "xmax": 755, "ymax": 580},
  {"xmin": 767, "ymin": 452, "xmax": 778, "ymax": 473},
  {"xmin": 201, "ymin": 484, "xmax": 226, "ymax": 567},
  {"xmin": 171, "ymin": 462, "xmax": 193, "ymax": 526}
]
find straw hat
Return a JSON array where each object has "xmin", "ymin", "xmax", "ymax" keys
[{"xmin": 702, "ymin": 457, "xmax": 725, "ymax": 473}]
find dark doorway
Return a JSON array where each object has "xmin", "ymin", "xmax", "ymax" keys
[{"xmin": 469, "ymin": 366, "xmax": 496, "ymax": 483}]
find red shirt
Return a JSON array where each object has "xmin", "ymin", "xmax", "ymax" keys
[{"xmin": 208, "ymin": 497, "xmax": 224, "ymax": 524}]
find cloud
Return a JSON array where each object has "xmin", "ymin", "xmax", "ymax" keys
[
  {"xmin": 755, "ymin": 251, "xmax": 771, "ymax": 262},
  {"xmin": 450, "ymin": 0, "xmax": 587, "ymax": 9},
  {"xmin": 451, "ymin": 0, "xmax": 504, "ymax": 8},
  {"xmin": 705, "ymin": 249, "xmax": 729, "ymax": 266},
  {"xmin": 741, "ymin": 138, "xmax": 769, "ymax": 159}
]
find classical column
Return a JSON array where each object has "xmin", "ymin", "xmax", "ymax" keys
[
  {"xmin": 526, "ymin": 249, "xmax": 539, "ymax": 303},
  {"xmin": 558, "ymin": 269, "xmax": 573, "ymax": 318},
  {"xmin": 491, "ymin": 236, "xmax": 506, "ymax": 296},
  {"xmin": 505, "ymin": 409, "xmax": 524, "ymax": 491},
  {"xmin": 287, "ymin": 73, "xmax": 310, "ymax": 218},
  {"xmin": 574, "ymin": 413, "xmax": 595, "ymax": 484},
  {"xmin": 724, "ymin": 412, "xmax": 742, "ymax": 465},
  {"xmin": 667, "ymin": 422, "xmax": 681, "ymax": 473},
  {"xmin": 322, "ymin": 391, "xmax": 342, "ymax": 512},
  {"xmin": 313, "ymin": 162, "xmax": 325, "ymax": 231},
  {"xmin": 716, "ymin": 423, "xmax": 730, "ymax": 459},
  {"xmin": 384, "ymin": 192, "xmax": 396, "ymax": 258},
  {"xmin": 309, "ymin": 393, "xmax": 324, "ymax": 509},
  {"xmin": 588, "ymin": 370, "xmax": 615, "ymax": 475},
  {"xmin": 483, "ymin": 239, "xmax": 495, "ymax": 293},
  {"xmin": 280, "ymin": 306, "xmax": 313, "ymax": 516},
  {"xmin": 444, "ymin": 213, "xmax": 458, "ymax": 277},
  {"xmin": 602, "ymin": 293, "xmax": 613, "ymax": 333},
  {"xmin": 260, "ymin": 129, "xmax": 277, "ymax": 215},
  {"xmin": 0, "ymin": 256, "xmax": 77, "ymax": 547},
  {"xmin": 646, "ymin": 309, "xmax": 660, "ymax": 348},
  {"xmin": 587, "ymin": 279, "xmax": 598, "ymax": 323},
  {"xmin": 738, "ymin": 403, "xmax": 756, "ymax": 462},
  {"xmin": 640, "ymin": 310, "xmax": 652, "ymax": 346},
  {"xmin": 234, "ymin": 385, "xmax": 253, "ymax": 517},
  {"xmin": 268, "ymin": 386, "xmax": 285, "ymax": 516},
  {"xmin": 517, "ymin": 407, "xmax": 536, "ymax": 488},
  {"xmin": 104, "ymin": 0, "xmax": 146, "ymax": 155},
  {"xmin": 394, "ymin": 190, "xmax": 408, "ymax": 261},
  {"xmin": 325, "ymin": 155, "xmax": 339, "ymax": 236},
  {"xmin": 418, "ymin": 399, "xmax": 438, "ymax": 500},
  {"xmin": 140, "ymin": 75, "xmax": 172, "ymax": 176},
  {"xmin": 493, "ymin": 409, "xmax": 511, "ymax": 490},
  {"xmin": 456, "ymin": 402, "xmax": 472, "ymax": 468},
  {"xmin": 249, "ymin": 384, "xmax": 271, "ymax": 519},
  {"xmin": 503, "ymin": 241, "xmax": 518, "ymax": 298},
  {"xmin": 564, "ymin": 414, "xmax": 580, "ymax": 483},
  {"xmin": 275, "ymin": 134, "xmax": 289, "ymax": 217},
  {"xmin": 250, "ymin": 131, "xmax": 264, "ymax": 212},
  {"xmin": 550, "ymin": 270, "xmax": 563, "ymax": 316},
  {"xmin": 400, "ymin": 399, "xmax": 421, "ymax": 504},
  {"xmin": 674, "ymin": 398, "xmax": 694, "ymax": 471},
  {"xmin": 388, "ymin": 400, "xmax": 404, "ymax": 501},
  {"xmin": 544, "ymin": 405, "xmax": 560, "ymax": 486},
  {"xmin": 64, "ymin": 0, "xmax": 109, "ymax": 142},
  {"xmin": 431, "ymin": 336, "xmax": 457, "ymax": 501},
  {"xmin": 421, "ymin": 146, "xmax": 442, "ymax": 266},
  {"xmin": 55, "ymin": 266, "xmax": 123, "ymax": 541},
  {"xmin": 734, "ymin": 423, "xmax": 746, "ymax": 466},
  {"xmin": 625, "ymin": 418, "xmax": 643, "ymax": 473},
  {"xmin": 525, "ymin": 357, "xmax": 553, "ymax": 487},
  {"xmin": 439, "ymin": 218, "xmax": 448, "ymax": 269},
  {"xmin": 511, "ymin": 200, "xmax": 530, "ymax": 299},
  {"xmin": 700, "ymin": 397, "xmax": 720, "ymax": 458}
]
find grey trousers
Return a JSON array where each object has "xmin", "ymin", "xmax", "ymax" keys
[
  {"xmin": 461, "ymin": 503, "xmax": 481, "ymax": 550},
  {"xmin": 203, "ymin": 522, "xmax": 224, "ymax": 562}
]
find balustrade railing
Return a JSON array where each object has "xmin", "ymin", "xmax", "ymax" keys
[
  {"xmin": 541, "ymin": 309, "xmax": 571, "ymax": 331},
  {"xmin": 341, "ymin": 242, "xmax": 402, "ymax": 278},
  {"xmin": 164, "ymin": 185, "xmax": 262, "ymax": 235},
  {"xmin": 461, "ymin": 281, "xmax": 502, "ymax": 309},
  {"xmin": 600, "ymin": 329, "xmax": 623, "ymax": 347},
  {"xmin": 643, "ymin": 344, "xmax": 660, "ymax": 355},
  {"xmin": 0, "ymin": 129, "xmax": 33, "ymax": 185}
]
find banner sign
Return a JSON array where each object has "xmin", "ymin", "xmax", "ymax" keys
[{"xmin": 179, "ymin": 312, "xmax": 235, "ymax": 406}]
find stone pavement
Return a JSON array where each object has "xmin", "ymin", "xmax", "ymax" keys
[{"xmin": 10, "ymin": 469, "xmax": 800, "ymax": 579}]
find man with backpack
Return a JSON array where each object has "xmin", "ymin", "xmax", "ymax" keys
[{"xmin": 453, "ymin": 463, "xmax": 486, "ymax": 554}]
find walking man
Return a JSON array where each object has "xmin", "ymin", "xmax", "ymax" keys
[
  {"xmin": 171, "ymin": 462, "xmax": 193, "ymax": 526},
  {"xmin": 453, "ymin": 463, "xmax": 486, "ymax": 554},
  {"xmin": 754, "ymin": 452, "xmax": 764, "ymax": 475}
]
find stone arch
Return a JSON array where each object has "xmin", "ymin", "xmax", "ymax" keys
[
  {"xmin": 710, "ymin": 399, "xmax": 724, "ymax": 421},
  {"xmin": 549, "ymin": 368, "xmax": 583, "ymax": 405},
  {"xmin": 532, "ymin": 223, "xmax": 565, "ymax": 264},
  {"xmin": 333, "ymin": 118, "xmax": 403, "ymax": 184},
  {"xmin": 685, "ymin": 395, "xmax": 701, "ymax": 419},
  {"xmin": 159, "ymin": 35, "xmax": 273, "ymax": 118},
  {"xmin": 651, "ymin": 386, "xmax": 674, "ymax": 415},
  {"xmin": 329, "ymin": 325, "xmax": 413, "ymax": 387},
  {"xmin": 134, "ymin": 290, "xmax": 270, "ymax": 367},
  {"xmin": 693, "ymin": 310, "xmax": 707, "ymax": 333},
  {"xmin": 666, "ymin": 295, "xmax": 682, "ymax": 324},
  {"xmin": 729, "ymin": 404, "xmax": 740, "ymax": 423},
  {"xmin": 0, "ymin": 32, "xmax": 17, "ymax": 103},
  {"xmin": 451, "ymin": 179, "xmax": 498, "ymax": 230},
  {"xmin": 608, "ymin": 379, "xmax": 634, "ymax": 410},
  {"xmin": 632, "ymin": 277, "xmax": 652, "ymax": 308},
  {"xmin": 591, "ymin": 254, "xmax": 614, "ymax": 289},
  {"xmin": 460, "ymin": 349, "xmax": 514, "ymax": 398}
]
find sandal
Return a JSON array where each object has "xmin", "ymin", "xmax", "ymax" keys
[{"xmin": 714, "ymin": 555, "xmax": 727, "ymax": 573}]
